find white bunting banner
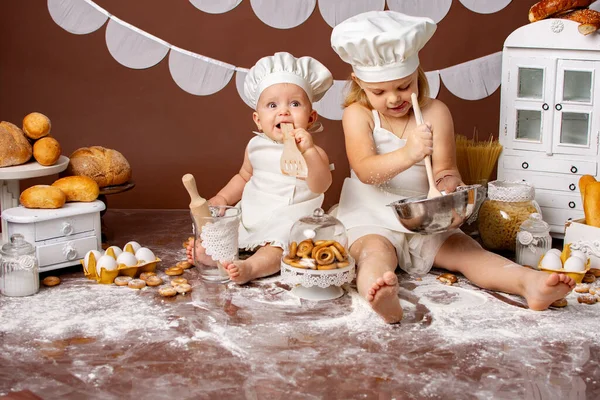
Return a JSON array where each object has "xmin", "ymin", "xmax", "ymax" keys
[
  {"xmin": 235, "ymin": 70, "xmax": 253, "ymax": 108},
  {"xmin": 425, "ymin": 71, "xmax": 441, "ymax": 99},
  {"xmin": 169, "ymin": 47, "xmax": 236, "ymax": 96},
  {"xmin": 250, "ymin": 0, "xmax": 316, "ymax": 29},
  {"xmin": 386, "ymin": 0, "xmax": 452, "ymax": 23},
  {"xmin": 439, "ymin": 51, "xmax": 502, "ymax": 100},
  {"xmin": 318, "ymin": 0, "xmax": 385, "ymax": 28},
  {"xmin": 458, "ymin": 0, "xmax": 512, "ymax": 15},
  {"xmin": 189, "ymin": 0, "xmax": 242, "ymax": 14},
  {"xmin": 48, "ymin": 0, "xmax": 109, "ymax": 35},
  {"xmin": 314, "ymin": 80, "xmax": 350, "ymax": 121}
]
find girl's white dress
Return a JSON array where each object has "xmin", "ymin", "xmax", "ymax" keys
[
  {"xmin": 238, "ymin": 133, "xmax": 323, "ymax": 250},
  {"xmin": 335, "ymin": 110, "xmax": 457, "ymax": 275}
]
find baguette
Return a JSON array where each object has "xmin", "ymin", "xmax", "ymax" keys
[
  {"xmin": 20, "ymin": 185, "xmax": 66, "ymax": 209},
  {"xmin": 584, "ymin": 181, "xmax": 600, "ymax": 227},
  {"xmin": 529, "ymin": 0, "xmax": 596, "ymax": 22},
  {"xmin": 579, "ymin": 174, "xmax": 596, "ymax": 204},
  {"xmin": 52, "ymin": 176, "xmax": 99, "ymax": 202},
  {"xmin": 559, "ymin": 8, "xmax": 600, "ymax": 35}
]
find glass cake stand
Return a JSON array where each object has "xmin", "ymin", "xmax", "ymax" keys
[{"xmin": 280, "ymin": 256, "xmax": 355, "ymax": 300}]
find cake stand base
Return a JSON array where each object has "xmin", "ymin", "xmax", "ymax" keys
[{"xmin": 291, "ymin": 284, "xmax": 344, "ymax": 301}]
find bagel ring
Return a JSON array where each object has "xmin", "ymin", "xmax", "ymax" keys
[
  {"xmin": 139, "ymin": 272, "xmax": 157, "ymax": 281},
  {"xmin": 330, "ymin": 245, "xmax": 345, "ymax": 262},
  {"xmin": 317, "ymin": 263, "xmax": 337, "ymax": 270},
  {"xmin": 145, "ymin": 275, "xmax": 163, "ymax": 287},
  {"xmin": 283, "ymin": 255, "xmax": 298, "ymax": 265},
  {"xmin": 290, "ymin": 260, "xmax": 308, "ymax": 269},
  {"xmin": 170, "ymin": 277, "xmax": 188, "ymax": 287},
  {"xmin": 176, "ymin": 261, "xmax": 193, "ymax": 270},
  {"xmin": 42, "ymin": 276, "xmax": 61, "ymax": 287},
  {"xmin": 114, "ymin": 276, "xmax": 133, "ymax": 286},
  {"xmin": 296, "ymin": 240, "xmax": 314, "ymax": 258},
  {"xmin": 288, "ymin": 241, "xmax": 298, "ymax": 258},
  {"xmin": 332, "ymin": 241, "xmax": 347, "ymax": 258},
  {"xmin": 311, "ymin": 240, "xmax": 335, "ymax": 259},
  {"xmin": 336, "ymin": 260, "xmax": 350, "ymax": 268},
  {"xmin": 315, "ymin": 247, "xmax": 335, "ymax": 265},
  {"xmin": 128, "ymin": 279, "xmax": 146, "ymax": 289},
  {"xmin": 158, "ymin": 286, "xmax": 177, "ymax": 297},
  {"xmin": 165, "ymin": 267, "xmax": 184, "ymax": 276},
  {"xmin": 175, "ymin": 283, "xmax": 192, "ymax": 294}
]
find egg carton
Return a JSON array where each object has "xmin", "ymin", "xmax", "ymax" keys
[
  {"xmin": 538, "ymin": 243, "xmax": 591, "ymax": 284},
  {"xmin": 82, "ymin": 241, "xmax": 161, "ymax": 284}
]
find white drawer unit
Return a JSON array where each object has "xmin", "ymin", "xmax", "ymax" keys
[
  {"xmin": 1, "ymin": 201, "xmax": 105, "ymax": 272},
  {"xmin": 498, "ymin": 20, "xmax": 600, "ymax": 236}
]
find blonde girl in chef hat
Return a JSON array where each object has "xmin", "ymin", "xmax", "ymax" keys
[
  {"xmin": 186, "ymin": 52, "xmax": 334, "ymax": 284},
  {"xmin": 330, "ymin": 11, "xmax": 575, "ymax": 323}
]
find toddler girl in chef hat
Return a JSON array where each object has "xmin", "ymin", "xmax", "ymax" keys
[
  {"xmin": 330, "ymin": 11, "xmax": 575, "ymax": 323},
  {"xmin": 186, "ymin": 52, "xmax": 334, "ymax": 284}
]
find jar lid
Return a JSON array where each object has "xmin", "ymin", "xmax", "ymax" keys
[
  {"xmin": 0, "ymin": 234, "xmax": 35, "ymax": 257},
  {"xmin": 487, "ymin": 180, "xmax": 535, "ymax": 202},
  {"xmin": 519, "ymin": 213, "xmax": 550, "ymax": 235}
]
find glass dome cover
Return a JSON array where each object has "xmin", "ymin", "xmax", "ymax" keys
[{"xmin": 283, "ymin": 208, "xmax": 350, "ymax": 270}]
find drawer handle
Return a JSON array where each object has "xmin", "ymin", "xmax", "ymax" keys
[
  {"xmin": 542, "ymin": 103, "xmax": 549, "ymax": 111},
  {"xmin": 521, "ymin": 162, "xmax": 529, "ymax": 169},
  {"xmin": 555, "ymin": 103, "xmax": 562, "ymax": 111},
  {"xmin": 569, "ymin": 183, "xmax": 576, "ymax": 191},
  {"xmin": 63, "ymin": 244, "xmax": 78, "ymax": 261},
  {"xmin": 570, "ymin": 166, "xmax": 578, "ymax": 173},
  {"xmin": 61, "ymin": 222, "xmax": 74, "ymax": 236},
  {"xmin": 569, "ymin": 201, "xmax": 576, "ymax": 209}
]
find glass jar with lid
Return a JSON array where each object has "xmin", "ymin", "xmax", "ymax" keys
[
  {"xmin": 515, "ymin": 213, "xmax": 552, "ymax": 268},
  {"xmin": 0, "ymin": 233, "xmax": 39, "ymax": 297},
  {"xmin": 477, "ymin": 180, "xmax": 540, "ymax": 252}
]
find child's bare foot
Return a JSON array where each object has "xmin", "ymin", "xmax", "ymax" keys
[
  {"xmin": 366, "ymin": 271, "xmax": 403, "ymax": 323},
  {"xmin": 186, "ymin": 238, "xmax": 217, "ymax": 267},
  {"xmin": 222, "ymin": 260, "xmax": 254, "ymax": 285},
  {"xmin": 525, "ymin": 272, "xmax": 575, "ymax": 311}
]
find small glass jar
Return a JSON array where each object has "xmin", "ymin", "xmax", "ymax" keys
[
  {"xmin": 515, "ymin": 213, "xmax": 552, "ymax": 268},
  {"xmin": 477, "ymin": 180, "xmax": 540, "ymax": 252},
  {"xmin": 0, "ymin": 234, "xmax": 39, "ymax": 297}
]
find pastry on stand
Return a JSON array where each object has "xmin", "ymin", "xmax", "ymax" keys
[{"xmin": 280, "ymin": 208, "xmax": 355, "ymax": 301}]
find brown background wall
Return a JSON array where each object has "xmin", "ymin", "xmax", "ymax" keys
[{"xmin": 0, "ymin": 0, "xmax": 533, "ymax": 210}]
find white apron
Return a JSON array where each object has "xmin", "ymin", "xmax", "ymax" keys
[
  {"xmin": 238, "ymin": 134, "xmax": 323, "ymax": 250},
  {"xmin": 335, "ymin": 110, "xmax": 456, "ymax": 275}
]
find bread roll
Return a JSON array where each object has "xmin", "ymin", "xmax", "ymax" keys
[
  {"xmin": 52, "ymin": 176, "xmax": 99, "ymax": 202},
  {"xmin": 33, "ymin": 137, "xmax": 61, "ymax": 166},
  {"xmin": 579, "ymin": 174, "xmax": 596, "ymax": 204},
  {"xmin": 22, "ymin": 112, "xmax": 51, "ymax": 140},
  {"xmin": 20, "ymin": 185, "xmax": 66, "ymax": 209},
  {"xmin": 0, "ymin": 121, "xmax": 32, "ymax": 167},
  {"xmin": 584, "ymin": 181, "xmax": 600, "ymax": 228},
  {"xmin": 529, "ymin": 0, "xmax": 595, "ymax": 22},
  {"xmin": 66, "ymin": 146, "xmax": 132, "ymax": 188}
]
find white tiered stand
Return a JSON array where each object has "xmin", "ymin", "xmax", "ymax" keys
[{"xmin": 0, "ymin": 156, "xmax": 70, "ymax": 243}]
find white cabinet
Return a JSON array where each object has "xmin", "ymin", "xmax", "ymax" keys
[{"xmin": 498, "ymin": 19, "xmax": 600, "ymax": 236}]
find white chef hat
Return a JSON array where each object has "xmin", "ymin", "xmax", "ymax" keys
[
  {"xmin": 244, "ymin": 52, "xmax": 333, "ymax": 109},
  {"xmin": 331, "ymin": 11, "xmax": 436, "ymax": 82}
]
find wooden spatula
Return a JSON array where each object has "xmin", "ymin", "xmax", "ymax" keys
[
  {"xmin": 410, "ymin": 93, "xmax": 442, "ymax": 199},
  {"xmin": 280, "ymin": 123, "xmax": 308, "ymax": 178},
  {"xmin": 182, "ymin": 173, "xmax": 212, "ymax": 229}
]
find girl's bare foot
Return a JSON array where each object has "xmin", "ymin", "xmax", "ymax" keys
[
  {"xmin": 525, "ymin": 272, "xmax": 575, "ymax": 311},
  {"xmin": 187, "ymin": 238, "xmax": 217, "ymax": 267},
  {"xmin": 366, "ymin": 271, "xmax": 403, "ymax": 323},
  {"xmin": 222, "ymin": 260, "xmax": 254, "ymax": 285}
]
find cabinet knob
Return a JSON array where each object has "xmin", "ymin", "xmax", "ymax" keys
[
  {"xmin": 63, "ymin": 243, "xmax": 78, "ymax": 261},
  {"xmin": 61, "ymin": 222, "xmax": 74, "ymax": 236},
  {"xmin": 569, "ymin": 183, "xmax": 576, "ymax": 191},
  {"xmin": 521, "ymin": 162, "xmax": 529, "ymax": 169},
  {"xmin": 569, "ymin": 201, "xmax": 576, "ymax": 209},
  {"xmin": 555, "ymin": 104, "xmax": 562, "ymax": 111},
  {"xmin": 542, "ymin": 103, "xmax": 549, "ymax": 111},
  {"xmin": 570, "ymin": 166, "xmax": 578, "ymax": 173}
]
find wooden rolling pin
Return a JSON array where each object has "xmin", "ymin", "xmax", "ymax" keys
[{"xmin": 182, "ymin": 173, "xmax": 211, "ymax": 229}]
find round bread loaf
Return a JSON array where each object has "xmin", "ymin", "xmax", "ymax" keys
[
  {"xmin": 66, "ymin": 146, "xmax": 132, "ymax": 188},
  {"xmin": 22, "ymin": 112, "xmax": 51, "ymax": 140},
  {"xmin": 33, "ymin": 137, "xmax": 62, "ymax": 166},
  {"xmin": 0, "ymin": 121, "xmax": 32, "ymax": 167},
  {"xmin": 20, "ymin": 185, "xmax": 66, "ymax": 209},
  {"xmin": 52, "ymin": 176, "xmax": 99, "ymax": 202}
]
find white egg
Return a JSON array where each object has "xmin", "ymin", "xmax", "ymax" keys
[
  {"xmin": 135, "ymin": 247, "xmax": 156, "ymax": 263},
  {"xmin": 540, "ymin": 253, "xmax": 562, "ymax": 270},
  {"xmin": 84, "ymin": 250, "xmax": 102, "ymax": 269},
  {"xmin": 570, "ymin": 250, "xmax": 588, "ymax": 263},
  {"xmin": 124, "ymin": 241, "xmax": 142, "ymax": 254},
  {"xmin": 546, "ymin": 249, "xmax": 562, "ymax": 257},
  {"xmin": 564, "ymin": 256, "xmax": 586, "ymax": 272},
  {"xmin": 96, "ymin": 255, "xmax": 118, "ymax": 275},
  {"xmin": 105, "ymin": 246, "xmax": 122, "ymax": 259},
  {"xmin": 116, "ymin": 251, "xmax": 138, "ymax": 267}
]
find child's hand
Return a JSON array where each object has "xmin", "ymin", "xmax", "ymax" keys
[
  {"xmin": 404, "ymin": 122, "xmax": 433, "ymax": 164},
  {"xmin": 436, "ymin": 175, "xmax": 463, "ymax": 193},
  {"xmin": 291, "ymin": 128, "xmax": 316, "ymax": 155},
  {"xmin": 208, "ymin": 194, "xmax": 228, "ymax": 206}
]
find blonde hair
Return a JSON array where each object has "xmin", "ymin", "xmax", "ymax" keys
[{"xmin": 342, "ymin": 67, "xmax": 430, "ymax": 109}]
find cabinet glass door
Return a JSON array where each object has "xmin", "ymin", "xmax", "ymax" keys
[
  {"xmin": 506, "ymin": 57, "xmax": 556, "ymax": 152},
  {"xmin": 552, "ymin": 60, "xmax": 599, "ymax": 156}
]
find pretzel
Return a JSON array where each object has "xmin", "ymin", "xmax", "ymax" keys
[
  {"xmin": 559, "ymin": 8, "xmax": 600, "ymax": 35},
  {"xmin": 528, "ymin": 0, "xmax": 595, "ymax": 22}
]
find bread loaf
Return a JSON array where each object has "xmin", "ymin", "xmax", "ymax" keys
[
  {"xmin": 52, "ymin": 176, "xmax": 99, "ymax": 202},
  {"xmin": 22, "ymin": 112, "xmax": 51, "ymax": 140},
  {"xmin": 529, "ymin": 0, "xmax": 596, "ymax": 22},
  {"xmin": 33, "ymin": 136, "xmax": 61, "ymax": 166},
  {"xmin": 0, "ymin": 121, "xmax": 33, "ymax": 167},
  {"xmin": 66, "ymin": 146, "xmax": 132, "ymax": 188},
  {"xmin": 559, "ymin": 8, "xmax": 600, "ymax": 34},
  {"xmin": 20, "ymin": 185, "xmax": 66, "ymax": 209},
  {"xmin": 584, "ymin": 181, "xmax": 600, "ymax": 227}
]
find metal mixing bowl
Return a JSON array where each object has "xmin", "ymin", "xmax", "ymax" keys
[{"xmin": 387, "ymin": 185, "xmax": 484, "ymax": 234}]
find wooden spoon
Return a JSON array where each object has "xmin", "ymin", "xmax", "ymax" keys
[
  {"xmin": 410, "ymin": 93, "xmax": 442, "ymax": 199},
  {"xmin": 279, "ymin": 123, "xmax": 308, "ymax": 178}
]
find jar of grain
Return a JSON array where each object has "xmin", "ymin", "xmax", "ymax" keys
[{"xmin": 477, "ymin": 180, "xmax": 540, "ymax": 252}]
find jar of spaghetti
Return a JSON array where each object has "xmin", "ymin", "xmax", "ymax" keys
[{"xmin": 477, "ymin": 180, "xmax": 540, "ymax": 252}]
